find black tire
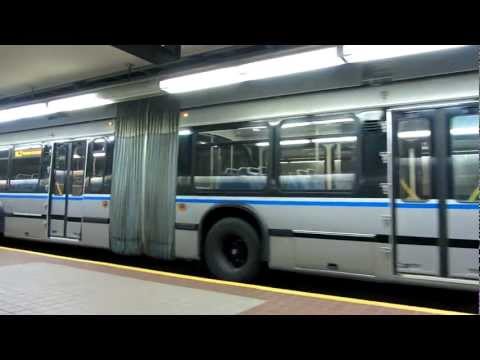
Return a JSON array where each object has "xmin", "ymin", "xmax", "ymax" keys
[{"xmin": 204, "ymin": 217, "xmax": 261, "ymax": 282}]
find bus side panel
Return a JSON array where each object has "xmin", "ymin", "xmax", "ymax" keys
[
  {"xmin": 1, "ymin": 196, "xmax": 47, "ymax": 241},
  {"xmin": 175, "ymin": 197, "xmax": 391, "ymax": 276},
  {"xmin": 79, "ymin": 197, "xmax": 110, "ymax": 249}
]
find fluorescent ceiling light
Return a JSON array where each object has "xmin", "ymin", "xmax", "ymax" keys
[
  {"xmin": 160, "ymin": 66, "xmax": 243, "ymax": 94},
  {"xmin": 255, "ymin": 142, "xmax": 270, "ymax": 147},
  {"xmin": 160, "ymin": 47, "xmax": 342, "ymax": 94},
  {"xmin": 0, "ymin": 93, "xmax": 114, "ymax": 124},
  {"xmin": 93, "ymin": 152, "xmax": 106, "ymax": 157},
  {"xmin": 179, "ymin": 129, "xmax": 192, "ymax": 136},
  {"xmin": 280, "ymin": 139, "xmax": 311, "ymax": 146},
  {"xmin": 0, "ymin": 103, "xmax": 51, "ymax": 123},
  {"xmin": 398, "ymin": 130, "xmax": 431, "ymax": 139},
  {"xmin": 312, "ymin": 136, "xmax": 357, "ymax": 143},
  {"xmin": 342, "ymin": 45, "xmax": 467, "ymax": 63},
  {"xmin": 48, "ymin": 93, "xmax": 113, "ymax": 113},
  {"xmin": 236, "ymin": 47, "xmax": 343, "ymax": 81},
  {"xmin": 450, "ymin": 127, "xmax": 479, "ymax": 136}
]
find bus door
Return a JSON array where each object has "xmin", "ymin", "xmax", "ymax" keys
[
  {"xmin": 391, "ymin": 108, "xmax": 441, "ymax": 277},
  {"xmin": 390, "ymin": 104, "xmax": 479, "ymax": 280},
  {"xmin": 48, "ymin": 140, "xmax": 87, "ymax": 240},
  {"xmin": 444, "ymin": 105, "xmax": 479, "ymax": 280}
]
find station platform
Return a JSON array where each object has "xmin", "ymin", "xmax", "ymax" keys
[{"xmin": 0, "ymin": 246, "xmax": 469, "ymax": 315}]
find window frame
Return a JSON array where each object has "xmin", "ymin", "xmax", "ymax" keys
[
  {"xmin": 9, "ymin": 143, "xmax": 43, "ymax": 193},
  {"xmin": 395, "ymin": 115, "xmax": 435, "ymax": 202},
  {"xmin": 446, "ymin": 105, "xmax": 479, "ymax": 203},
  {"xmin": 85, "ymin": 136, "xmax": 113, "ymax": 195},
  {"xmin": 190, "ymin": 120, "xmax": 274, "ymax": 196},
  {"xmin": 274, "ymin": 113, "xmax": 362, "ymax": 196},
  {"xmin": 0, "ymin": 146, "xmax": 12, "ymax": 192}
]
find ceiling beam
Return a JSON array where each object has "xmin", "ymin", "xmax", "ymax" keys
[{"xmin": 113, "ymin": 45, "xmax": 181, "ymax": 64}]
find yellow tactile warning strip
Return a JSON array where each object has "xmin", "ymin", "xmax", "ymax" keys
[{"xmin": 0, "ymin": 245, "xmax": 471, "ymax": 315}]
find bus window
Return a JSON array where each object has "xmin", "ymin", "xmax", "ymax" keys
[
  {"xmin": 85, "ymin": 137, "xmax": 113, "ymax": 194},
  {"xmin": 38, "ymin": 144, "xmax": 52, "ymax": 193},
  {"xmin": 177, "ymin": 133, "xmax": 192, "ymax": 192},
  {"xmin": 194, "ymin": 125, "xmax": 270, "ymax": 191},
  {"xmin": 0, "ymin": 147, "xmax": 10, "ymax": 192},
  {"xmin": 70, "ymin": 141, "xmax": 86, "ymax": 196},
  {"xmin": 10, "ymin": 144, "xmax": 42, "ymax": 193},
  {"xmin": 449, "ymin": 114, "xmax": 479, "ymax": 202},
  {"xmin": 279, "ymin": 116, "xmax": 357, "ymax": 191},
  {"xmin": 397, "ymin": 118, "xmax": 432, "ymax": 200}
]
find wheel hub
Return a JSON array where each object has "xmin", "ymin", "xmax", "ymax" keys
[{"xmin": 222, "ymin": 236, "xmax": 248, "ymax": 268}]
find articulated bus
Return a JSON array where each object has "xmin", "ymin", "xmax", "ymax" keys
[{"xmin": 0, "ymin": 73, "xmax": 478, "ymax": 290}]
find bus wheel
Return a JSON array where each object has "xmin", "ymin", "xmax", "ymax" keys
[{"xmin": 204, "ymin": 217, "xmax": 261, "ymax": 282}]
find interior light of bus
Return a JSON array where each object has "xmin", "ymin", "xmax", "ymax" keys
[
  {"xmin": 398, "ymin": 130, "xmax": 431, "ymax": 139},
  {"xmin": 159, "ymin": 47, "xmax": 342, "ymax": 94},
  {"xmin": 93, "ymin": 152, "xmax": 106, "ymax": 157},
  {"xmin": 179, "ymin": 129, "xmax": 192, "ymax": 136},
  {"xmin": 312, "ymin": 136, "xmax": 357, "ymax": 143},
  {"xmin": 342, "ymin": 45, "xmax": 467, "ymax": 63},
  {"xmin": 356, "ymin": 110, "xmax": 384, "ymax": 121},
  {"xmin": 282, "ymin": 122, "xmax": 312, "ymax": 129},
  {"xmin": 255, "ymin": 142, "xmax": 270, "ymax": 147},
  {"xmin": 281, "ymin": 160, "xmax": 323, "ymax": 164},
  {"xmin": 450, "ymin": 127, "xmax": 479, "ymax": 136},
  {"xmin": 48, "ymin": 93, "xmax": 113, "ymax": 113},
  {"xmin": 312, "ymin": 118, "xmax": 355, "ymax": 125},
  {"xmin": 0, "ymin": 103, "xmax": 51, "ymax": 123},
  {"xmin": 280, "ymin": 139, "xmax": 311, "ymax": 145}
]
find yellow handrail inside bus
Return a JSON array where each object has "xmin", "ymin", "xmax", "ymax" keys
[
  {"xmin": 400, "ymin": 179, "xmax": 420, "ymax": 201},
  {"xmin": 468, "ymin": 186, "xmax": 479, "ymax": 202}
]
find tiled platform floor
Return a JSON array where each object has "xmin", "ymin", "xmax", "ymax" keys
[{"xmin": 0, "ymin": 246, "xmax": 466, "ymax": 315}]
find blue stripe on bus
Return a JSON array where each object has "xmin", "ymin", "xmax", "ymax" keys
[
  {"xmin": 176, "ymin": 198, "xmax": 476, "ymax": 210},
  {"xmin": 0, "ymin": 194, "xmax": 110, "ymax": 201},
  {"xmin": 175, "ymin": 198, "xmax": 390, "ymax": 207},
  {"xmin": 0, "ymin": 193, "xmax": 476, "ymax": 210}
]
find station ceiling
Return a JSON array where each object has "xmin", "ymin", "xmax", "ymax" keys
[{"xmin": 0, "ymin": 45, "xmax": 235, "ymax": 101}]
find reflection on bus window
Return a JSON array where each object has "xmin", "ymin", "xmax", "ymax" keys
[
  {"xmin": 194, "ymin": 125, "xmax": 269, "ymax": 191},
  {"xmin": 85, "ymin": 137, "xmax": 114, "ymax": 194},
  {"xmin": 70, "ymin": 141, "xmax": 86, "ymax": 196},
  {"xmin": 10, "ymin": 144, "xmax": 42, "ymax": 193},
  {"xmin": 39, "ymin": 144, "xmax": 51, "ymax": 193},
  {"xmin": 279, "ymin": 116, "xmax": 357, "ymax": 191},
  {"xmin": 52, "ymin": 143, "xmax": 68, "ymax": 195},
  {"xmin": 397, "ymin": 118, "xmax": 432, "ymax": 200},
  {"xmin": 177, "ymin": 134, "xmax": 192, "ymax": 191},
  {"xmin": 449, "ymin": 114, "xmax": 479, "ymax": 202},
  {"xmin": 0, "ymin": 148, "xmax": 9, "ymax": 192}
]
